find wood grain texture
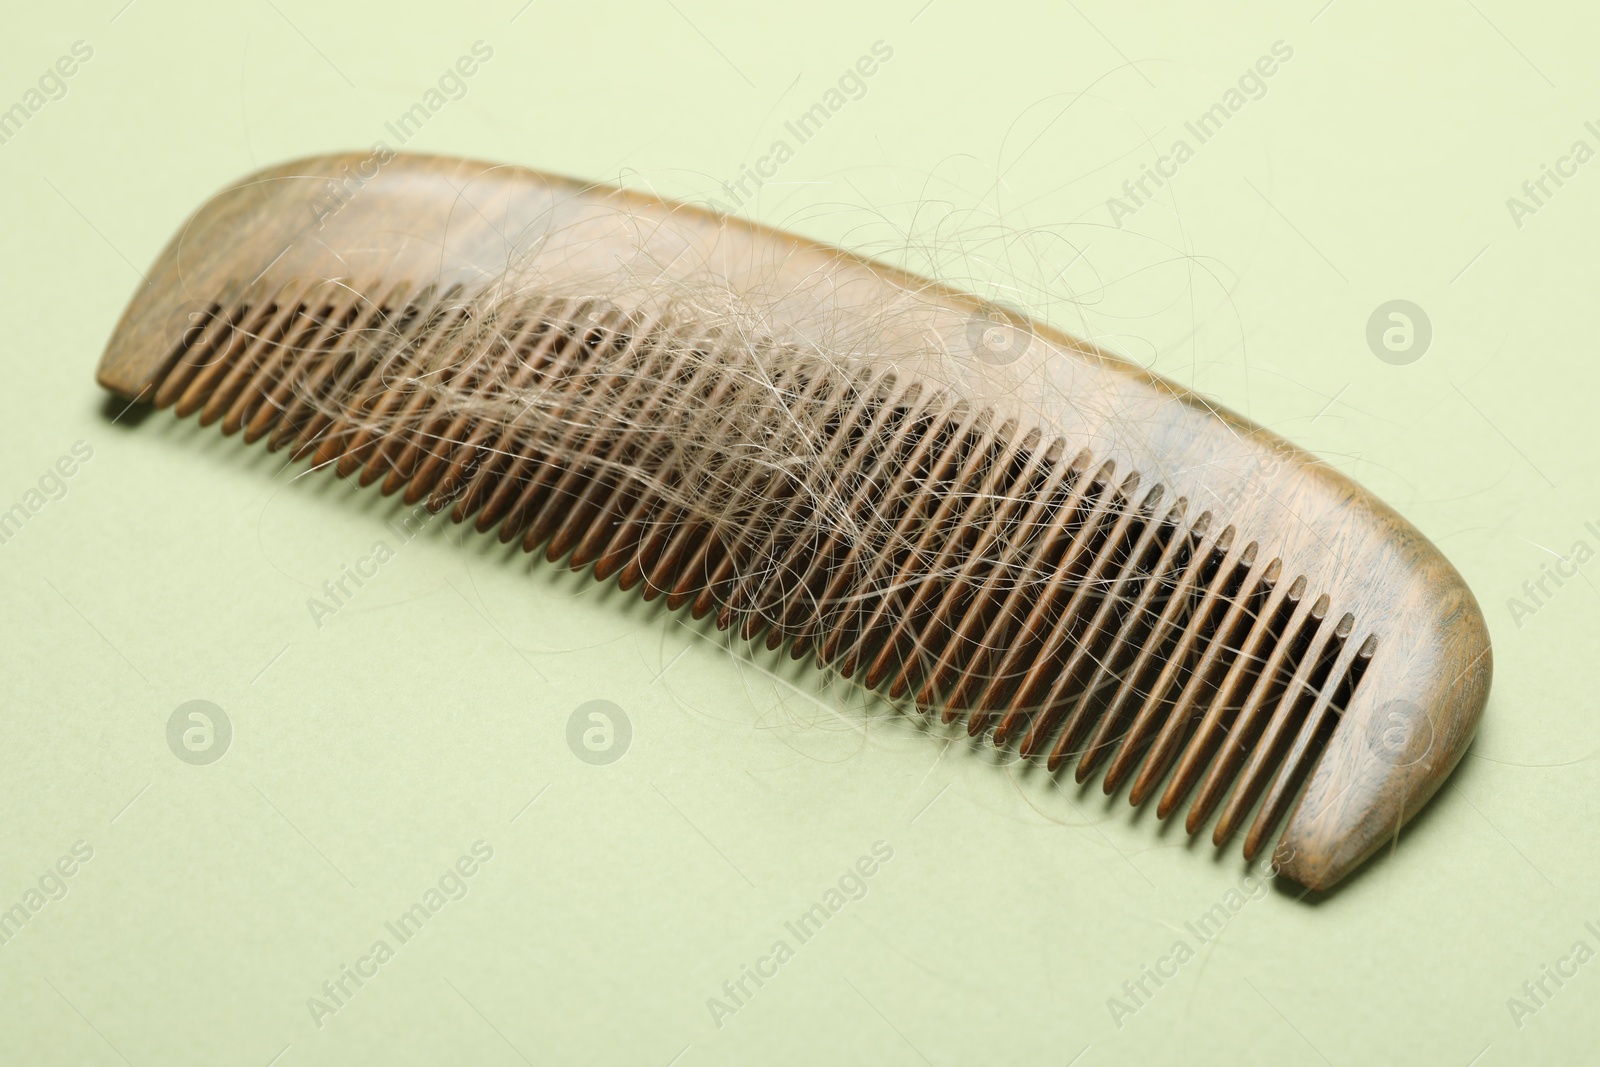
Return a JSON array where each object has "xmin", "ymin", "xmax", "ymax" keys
[{"xmin": 95, "ymin": 152, "xmax": 1493, "ymax": 890}]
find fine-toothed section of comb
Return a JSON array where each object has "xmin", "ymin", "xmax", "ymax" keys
[
  {"xmin": 1069, "ymin": 519, "xmax": 1228, "ymax": 781},
  {"xmin": 489, "ymin": 309, "xmax": 677, "ymax": 564},
  {"xmin": 1210, "ymin": 593, "xmax": 1340, "ymax": 849},
  {"xmin": 983, "ymin": 475, "xmax": 1161, "ymax": 744},
  {"xmin": 424, "ymin": 299, "xmax": 572, "ymax": 514},
  {"xmin": 1162, "ymin": 567, "xmax": 1304, "ymax": 824},
  {"xmin": 679, "ymin": 363, "xmax": 870, "ymax": 620},
  {"xmin": 649, "ymin": 358, "xmax": 841, "ymax": 613},
  {"xmin": 912, "ymin": 443, "xmax": 1096, "ymax": 724},
  {"xmin": 1029, "ymin": 507, "xmax": 1202, "ymax": 768},
  {"xmin": 306, "ymin": 288, "xmax": 442, "ymax": 473},
  {"xmin": 511, "ymin": 309, "xmax": 694, "ymax": 560},
  {"xmin": 760, "ymin": 381, "xmax": 938, "ymax": 654},
  {"xmin": 1115, "ymin": 543, "xmax": 1275, "ymax": 806},
  {"xmin": 153, "ymin": 282, "xmax": 269, "ymax": 413},
  {"xmin": 213, "ymin": 283, "xmax": 335, "ymax": 436},
  {"xmin": 835, "ymin": 415, "xmax": 1014, "ymax": 682},
  {"xmin": 482, "ymin": 303, "xmax": 656, "ymax": 547},
  {"xmin": 874, "ymin": 428, "xmax": 1062, "ymax": 702},
  {"xmin": 200, "ymin": 300, "xmax": 300, "ymax": 427},
  {"xmin": 1239, "ymin": 612, "xmax": 1370, "ymax": 860},
  {"xmin": 243, "ymin": 287, "xmax": 376, "ymax": 446},
  {"xmin": 942, "ymin": 460, "xmax": 1130, "ymax": 731},
  {"xmin": 135, "ymin": 278, "xmax": 1383, "ymax": 866},
  {"xmin": 715, "ymin": 372, "xmax": 924, "ymax": 641},
  {"xmin": 804, "ymin": 406, "xmax": 974, "ymax": 669},
  {"xmin": 273, "ymin": 282, "xmax": 419, "ymax": 457},
  {"xmin": 373, "ymin": 298, "xmax": 562, "ymax": 502},
  {"xmin": 315, "ymin": 284, "xmax": 460, "ymax": 479},
  {"xmin": 448, "ymin": 298, "xmax": 607, "ymax": 531},
  {"xmin": 590, "ymin": 324, "xmax": 771, "ymax": 584}
]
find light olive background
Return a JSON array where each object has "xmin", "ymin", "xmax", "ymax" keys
[{"xmin": 2, "ymin": 1, "xmax": 1596, "ymax": 1064}]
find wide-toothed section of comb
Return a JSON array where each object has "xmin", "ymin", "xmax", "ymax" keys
[{"xmin": 143, "ymin": 278, "xmax": 1377, "ymax": 857}]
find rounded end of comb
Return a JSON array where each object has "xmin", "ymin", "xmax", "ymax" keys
[{"xmin": 1272, "ymin": 558, "xmax": 1493, "ymax": 892}]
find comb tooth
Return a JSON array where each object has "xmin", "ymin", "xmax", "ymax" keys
[
  {"xmin": 947, "ymin": 455, "xmax": 1109, "ymax": 727},
  {"xmin": 1017, "ymin": 498, "xmax": 1184, "ymax": 761},
  {"xmin": 825, "ymin": 412, "xmax": 985, "ymax": 675},
  {"xmin": 1124, "ymin": 548, "xmax": 1275, "ymax": 808},
  {"xmin": 1063, "ymin": 518, "xmax": 1223, "ymax": 780},
  {"xmin": 172, "ymin": 319, "xmax": 246, "ymax": 415},
  {"xmin": 1156, "ymin": 558, "xmax": 1290, "ymax": 821},
  {"xmin": 766, "ymin": 382, "xmax": 932, "ymax": 653},
  {"xmin": 551, "ymin": 472, "xmax": 627, "ymax": 567},
  {"xmin": 1211, "ymin": 593, "xmax": 1334, "ymax": 847},
  {"xmin": 496, "ymin": 436, "xmax": 569, "ymax": 547},
  {"xmin": 589, "ymin": 493, "xmax": 658, "ymax": 583},
  {"xmin": 636, "ymin": 513, "xmax": 705, "ymax": 602},
  {"xmin": 1104, "ymin": 536, "xmax": 1258, "ymax": 799},
  {"xmin": 1241, "ymin": 613, "xmax": 1360, "ymax": 860},
  {"xmin": 841, "ymin": 420, "xmax": 1010, "ymax": 683},
  {"xmin": 480, "ymin": 442, "xmax": 546, "ymax": 542}
]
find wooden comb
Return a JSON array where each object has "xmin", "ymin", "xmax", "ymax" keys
[{"xmin": 96, "ymin": 152, "xmax": 1491, "ymax": 890}]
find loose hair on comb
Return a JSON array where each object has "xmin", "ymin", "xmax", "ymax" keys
[{"xmin": 96, "ymin": 152, "xmax": 1492, "ymax": 890}]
